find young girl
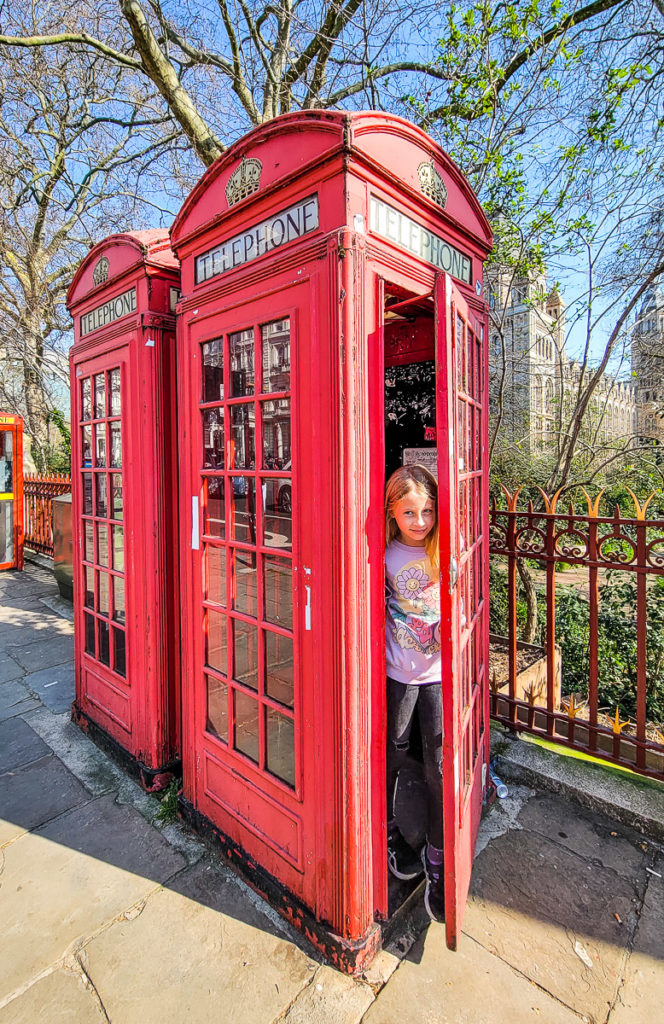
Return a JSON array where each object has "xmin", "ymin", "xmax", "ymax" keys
[{"xmin": 385, "ymin": 464, "xmax": 444, "ymax": 923}]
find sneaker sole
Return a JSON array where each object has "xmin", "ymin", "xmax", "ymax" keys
[{"xmin": 388, "ymin": 855, "xmax": 424, "ymax": 882}]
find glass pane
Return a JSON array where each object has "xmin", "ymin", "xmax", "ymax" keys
[
  {"xmin": 94, "ymin": 423, "xmax": 106, "ymax": 467},
  {"xmin": 203, "ymin": 409, "xmax": 225, "ymax": 469},
  {"xmin": 264, "ymin": 556, "xmax": 293, "ymax": 629},
  {"xmin": 98, "ymin": 619, "xmax": 110, "ymax": 666},
  {"xmin": 233, "ymin": 549, "xmax": 257, "ymax": 617},
  {"xmin": 82, "ymin": 378, "xmax": 92, "ymax": 420},
  {"xmin": 98, "ymin": 572, "xmax": 109, "ymax": 616},
  {"xmin": 113, "ymin": 576, "xmax": 125, "ymax": 624},
  {"xmin": 94, "ymin": 373, "xmax": 106, "ymax": 418},
  {"xmin": 262, "ymin": 478, "xmax": 292, "ymax": 551},
  {"xmin": 265, "ymin": 632, "xmax": 294, "ymax": 707},
  {"xmin": 261, "ymin": 319, "xmax": 290, "ymax": 393},
  {"xmin": 202, "ymin": 339, "xmax": 224, "ymax": 402},
  {"xmin": 234, "ymin": 690, "xmax": 259, "ymax": 763},
  {"xmin": 81, "ymin": 426, "xmax": 92, "ymax": 466},
  {"xmin": 230, "ymin": 404, "xmax": 255, "ymax": 469},
  {"xmin": 110, "ymin": 422, "xmax": 122, "ymax": 468},
  {"xmin": 84, "ymin": 612, "xmax": 95, "ymax": 654},
  {"xmin": 206, "ymin": 544, "xmax": 226, "ymax": 606},
  {"xmin": 207, "ymin": 675, "xmax": 228, "ymax": 743},
  {"xmin": 230, "ymin": 328, "xmax": 254, "ymax": 396},
  {"xmin": 113, "ymin": 628, "xmax": 126, "ymax": 677},
  {"xmin": 84, "ymin": 565, "xmax": 94, "ymax": 608},
  {"xmin": 111, "ymin": 525, "xmax": 124, "ymax": 571},
  {"xmin": 83, "ymin": 474, "xmax": 93, "ymax": 515},
  {"xmin": 205, "ymin": 609, "xmax": 227, "ymax": 674},
  {"xmin": 266, "ymin": 708, "xmax": 295, "ymax": 787},
  {"xmin": 109, "ymin": 368, "xmax": 121, "ymax": 416},
  {"xmin": 262, "ymin": 399, "xmax": 291, "ymax": 469},
  {"xmin": 84, "ymin": 521, "xmax": 93, "ymax": 561},
  {"xmin": 233, "ymin": 618, "xmax": 258, "ymax": 691},
  {"xmin": 95, "ymin": 474, "xmax": 107, "ymax": 518},
  {"xmin": 111, "ymin": 475, "xmax": 123, "ymax": 520},
  {"xmin": 0, "ymin": 499, "xmax": 12, "ymax": 562},
  {"xmin": 230, "ymin": 477, "xmax": 256, "ymax": 544},
  {"xmin": 97, "ymin": 524, "xmax": 108, "ymax": 567},
  {"xmin": 204, "ymin": 477, "xmax": 225, "ymax": 538}
]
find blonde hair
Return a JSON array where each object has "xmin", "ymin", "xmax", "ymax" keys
[{"xmin": 385, "ymin": 464, "xmax": 439, "ymax": 568}]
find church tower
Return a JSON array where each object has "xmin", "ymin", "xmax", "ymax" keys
[{"xmin": 632, "ymin": 280, "xmax": 664, "ymax": 444}]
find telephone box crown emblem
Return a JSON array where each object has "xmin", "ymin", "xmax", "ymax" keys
[
  {"xmin": 225, "ymin": 157, "xmax": 262, "ymax": 207},
  {"xmin": 418, "ymin": 161, "xmax": 448, "ymax": 208},
  {"xmin": 93, "ymin": 256, "xmax": 109, "ymax": 286}
]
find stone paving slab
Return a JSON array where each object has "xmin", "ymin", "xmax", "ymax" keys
[
  {"xmin": 609, "ymin": 853, "xmax": 664, "ymax": 1023},
  {"xmin": 23, "ymin": 661, "xmax": 75, "ymax": 713},
  {"xmin": 0, "ymin": 652, "xmax": 23, "ymax": 685},
  {"xmin": 0, "ymin": 754, "xmax": 90, "ymax": 845},
  {"xmin": 280, "ymin": 964, "xmax": 374, "ymax": 1024},
  {"xmin": 7, "ymin": 633, "xmax": 74, "ymax": 673},
  {"xmin": 0, "ymin": 679, "xmax": 40, "ymax": 721},
  {"xmin": 0, "ymin": 716, "xmax": 51, "ymax": 772},
  {"xmin": 0, "ymin": 616, "xmax": 73, "ymax": 647},
  {"xmin": 0, "ymin": 965, "xmax": 105, "ymax": 1023}
]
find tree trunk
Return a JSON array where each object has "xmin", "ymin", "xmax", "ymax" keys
[{"xmin": 517, "ymin": 558, "xmax": 538, "ymax": 644}]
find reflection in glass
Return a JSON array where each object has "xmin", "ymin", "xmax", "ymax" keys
[
  {"xmin": 202, "ymin": 339, "xmax": 224, "ymax": 402},
  {"xmin": 95, "ymin": 474, "xmax": 107, "ymax": 517},
  {"xmin": 109, "ymin": 368, "xmax": 121, "ymax": 416},
  {"xmin": 233, "ymin": 618, "xmax": 258, "ymax": 690},
  {"xmin": 203, "ymin": 409, "xmax": 224, "ymax": 468},
  {"xmin": 206, "ymin": 544, "xmax": 226, "ymax": 606},
  {"xmin": 266, "ymin": 708, "xmax": 295, "ymax": 787},
  {"xmin": 98, "ymin": 619, "xmax": 110, "ymax": 666},
  {"xmin": 111, "ymin": 475, "xmax": 123, "ymax": 520},
  {"xmin": 97, "ymin": 524, "xmax": 108, "ymax": 566},
  {"xmin": 112, "ymin": 525, "xmax": 124, "ymax": 571},
  {"xmin": 98, "ymin": 572, "xmax": 109, "ymax": 615},
  {"xmin": 83, "ymin": 474, "xmax": 93, "ymax": 515},
  {"xmin": 113, "ymin": 628, "xmax": 126, "ymax": 677},
  {"xmin": 230, "ymin": 478, "xmax": 256, "ymax": 544},
  {"xmin": 207, "ymin": 675, "xmax": 228, "ymax": 743},
  {"xmin": 261, "ymin": 319, "xmax": 290, "ymax": 393},
  {"xmin": 205, "ymin": 477, "xmax": 225, "ymax": 538},
  {"xmin": 265, "ymin": 632, "xmax": 294, "ymax": 707},
  {"xmin": 262, "ymin": 399, "xmax": 291, "ymax": 468},
  {"xmin": 230, "ymin": 403, "xmax": 255, "ymax": 468},
  {"xmin": 84, "ymin": 521, "xmax": 93, "ymax": 561},
  {"xmin": 264, "ymin": 557, "xmax": 292, "ymax": 629},
  {"xmin": 262, "ymin": 478, "xmax": 292, "ymax": 550},
  {"xmin": 233, "ymin": 549, "xmax": 257, "ymax": 617},
  {"xmin": 94, "ymin": 423, "xmax": 106, "ymax": 467},
  {"xmin": 0, "ymin": 432, "xmax": 12, "ymax": 492},
  {"xmin": 205, "ymin": 610, "xmax": 227, "ymax": 674},
  {"xmin": 234, "ymin": 690, "xmax": 259, "ymax": 763},
  {"xmin": 110, "ymin": 422, "xmax": 122, "ymax": 468},
  {"xmin": 0, "ymin": 502, "xmax": 12, "ymax": 563},
  {"xmin": 113, "ymin": 576, "xmax": 125, "ymax": 624},
  {"xmin": 230, "ymin": 328, "xmax": 254, "ymax": 396},
  {"xmin": 85, "ymin": 612, "xmax": 95, "ymax": 654},
  {"xmin": 94, "ymin": 373, "xmax": 106, "ymax": 418},
  {"xmin": 84, "ymin": 566, "xmax": 94, "ymax": 608},
  {"xmin": 82, "ymin": 426, "xmax": 92, "ymax": 466},
  {"xmin": 82, "ymin": 378, "xmax": 92, "ymax": 420}
]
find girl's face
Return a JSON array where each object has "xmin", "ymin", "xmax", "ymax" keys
[{"xmin": 392, "ymin": 487, "xmax": 436, "ymax": 547}]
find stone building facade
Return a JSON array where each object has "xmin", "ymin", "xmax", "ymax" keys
[{"xmin": 631, "ymin": 280, "xmax": 664, "ymax": 444}]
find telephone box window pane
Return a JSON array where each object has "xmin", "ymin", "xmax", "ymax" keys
[
  {"xmin": 206, "ymin": 544, "xmax": 227, "ymax": 606},
  {"xmin": 84, "ymin": 612, "xmax": 95, "ymax": 654},
  {"xmin": 82, "ymin": 426, "xmax": 92, "ymax": 466},
  {"xmin": 234, "ymin": 690, "xmax": 259, "ymax": 763},
  {"xmin": 94, "ymin": 373, "xmax": 106, "ymax": 418},
  {"xmin": 264, "ymin": 556, "xmax": 293, "ymax": 629},
  {"xmin": 233, "ymin": 549, "xmax": 257, "ymax": 617},
  {"xmin": 230, "ymin": 478, "xmax": 256, "ymax": 544},
  {"xmin": 109, "ymin": 369, "xmax": 121, "ymax": 416},
  {"xmin": 203, "ymin": 408, "xmax": 225, "ymax": 469},
  {"xmin": 98, "ymin": 619, "xmax": 110, "ymax": 666},
  {"xmin": 0, "ymin": 502, "xmax": 12, "ymax": 563},
  {"xmin": 82, "ymin": 378, "xmax": 92, "ymax": 420},
  {"xmin": 261, "ymin": 399, "xmax": 291, "ymax": 468},
  {"xmin": 98, "ymin": 572, "xmax": 109, "ymax": 616},
  {"xmin": 97, "ymin": 524, "xmax": 109, "ymax": 567},
  {"xmin": 262, "ymin": 478, "xmax": 292, "ymax": 551},
  {"xmin": 95, "ymin": 474, "xmax": 107, "ymax": 517},
  {"xmin": 84, "ymin": 566, "xmax": 94, "ymax": 608},
  {"xmin": 205, "ymin": 610, "xmax": 227, "ymax": 675},
  {"xmin": 261, "ymin": 319, "xmax": 290, "ymax": 393},
  {"xmin": 230, "ymin": 328, "xmax": 254, "ymax": 396},
  {"xmin": 84, "ymin": 521, "xmax": 93, "ymax": 560},
  {"xmin": 94, "ymin": 423, "xmax": 106, "ymax": 467},
  {"xmin": 265, "ymin": 632, "xmax": 294, "ymax": 708},
  {"xmin": 230, "ymin": 404, "xmax": 255, "ymax": 469},
  {"xmin": 205, "ymin": 477, "xmax": 225, "ymax": 538},
  {"xmin": 83, "ymin": 474, "xmax": 93, "ymax": 515},
  {"xmin": 207, "ymin": 675, "xmax": 228, "ymax": 743},
  {"xmin": 111, "ymin": 475, "xmax": 123, "ymax": 520},
  {"xmin": 112, "ymin": 526, "xmax": 124, "ymax": 571},
  {"xmin": 233, "ymin": 618, "xmax": 258, "ymax": 691},
  {"xmin": 266, "ymin": 708, "xmax": 295, "ymax": 787},
  {"xmin": 202, "ymin": 339, "xmax": 224, "ymax": 402},
  {"xmin": 113, "ymin": 576, "xmax": 125, "ymax": 624},
  {"xmin": 0, "ymin": 433, "xmax": 12, "ymax": 492},
  {"xmin": 113, "ymin": 628, "xmax": 126, "ymax": 677},
  {"xmin": 110, "ymin": 422, "xmax": 122, "ymax": 468}
]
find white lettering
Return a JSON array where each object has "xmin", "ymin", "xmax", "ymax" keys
[{"xmin": 368, "ymin": 196, "xmax": 472, "ymax": 284}]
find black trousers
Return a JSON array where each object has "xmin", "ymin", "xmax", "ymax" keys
[{"xmin": 386, "ymin": 675, "xmax": 444, "ymax": 849}]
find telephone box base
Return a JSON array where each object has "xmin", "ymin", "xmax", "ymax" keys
[
  {"xmin": 178, "ymin": 796, "xmax": 382, "ymax": 974},
  {"xmin": 71, "ymin": 702, "xmax": 180, "ymax": 792}
]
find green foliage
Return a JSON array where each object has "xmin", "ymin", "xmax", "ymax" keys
[
  {"xmin": 155, "ymin": 777, "xmax": 181, "ymax": 825},
  {"xmin": 489, "ymin": 561, "xmax": 547, "ymax": 644},
  {"xmin": 31, "ymin": 409, "xmax": 71, "ymax": 474}
]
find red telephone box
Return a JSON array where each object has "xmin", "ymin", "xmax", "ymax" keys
[
  {"xmin": 0, "ymin": 414, "xmax": 24, "ymax": 571},
  {"xmin": 67, "ymin": 232, "xmax": 181, "ymax": 789},
  {"xmin": 171, "ymin": 111, "xmax": 492, "ymax": 969}
]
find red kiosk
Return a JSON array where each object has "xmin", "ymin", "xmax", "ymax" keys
[
  {"xmin": 67, "ymin": 232, "xmax": 181, "ymax": 789},
  {"xmin": 0, "ymin": 414, "xmax": 24, "ymax": 571},
  {"xmin": 171, "ymin": 111, "xmax": 492, "ymax": 969}
]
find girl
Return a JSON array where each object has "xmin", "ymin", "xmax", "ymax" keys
[{"xmin": 385, "ymin": 464, "xmax": 444, "ymax": 923}]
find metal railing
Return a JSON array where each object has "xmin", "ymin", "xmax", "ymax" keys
[
  {"xmin": 489, "ymin": 487, "xmax": 664, "ymax": 782},
  {"xmin": 23, "ymin": 474, "xmax": 71, "ymax": 556}
]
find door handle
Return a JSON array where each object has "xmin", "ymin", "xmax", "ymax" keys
[
  {"xmin": 303, "ymin": 566, "xmax": 312, "ymax": 630},
  {"xmin": 191, "ymin": 496, "xmax": 200, "ymax": 550}
]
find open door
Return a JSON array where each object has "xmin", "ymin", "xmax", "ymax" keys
[{"xmin": 435, "ymin": 274, "xmax": 490, "ymax": 949}]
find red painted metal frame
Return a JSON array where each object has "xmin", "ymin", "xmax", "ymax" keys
[
  {"xmin": 0, "ymin": 414, "xmax": 24, "ymax": 571},
  {"xmin": 66, "ymin": 233, "xmax": 181, "ymax": 788},
  {"xmin": 23, "ymin": 474, "xmax": 71, "ymax": 557}
]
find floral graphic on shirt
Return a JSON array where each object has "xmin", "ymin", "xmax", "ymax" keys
[
  {"xmin": 396, "ymin": 566, "xmax": 429, "ymax": 598},
  {"xmin": 387, "ymin": 554, "xmax": 441, "ymax": 656}
]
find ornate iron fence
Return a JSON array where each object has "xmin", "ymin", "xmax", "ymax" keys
[
  {"xmin": 489, "ymin": 487, "xmax": 664, "ymax": 782},
  {"xmin": 23, "ymin": 474, "xmax": 71, "ymax": 556}
]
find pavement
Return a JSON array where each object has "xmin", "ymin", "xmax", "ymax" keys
[{"xmin": 1, "ymin": 561, "xmax": 664, "ymax": 1024}]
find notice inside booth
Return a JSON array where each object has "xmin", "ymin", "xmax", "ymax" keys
[{"xmin": 0, "ymin": 414, "xmax": 23, "ymax": 571}]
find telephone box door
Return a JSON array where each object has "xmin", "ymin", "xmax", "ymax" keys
[{"xmin": 436, "ymin": 274, "xmax": 490, "ymax": 950}]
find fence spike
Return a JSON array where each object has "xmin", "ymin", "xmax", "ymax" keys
[{"xmin": 580, "ymin": 487, "xmax": 605, "ymax": 518}]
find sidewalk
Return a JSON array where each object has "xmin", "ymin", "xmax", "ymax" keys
[{"xmin": 1, "ymin": 562, "xmax": 663, "ymax": 1024}]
